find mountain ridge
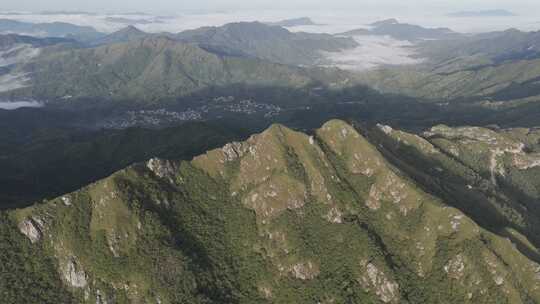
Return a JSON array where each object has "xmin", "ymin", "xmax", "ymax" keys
[
  {"xmin": 176, "ymin": 21, "xmax": 358, "ymax": 65},
  {"xmin": 3, "ymin": 34, "xmax": 352, "ymax": 103},
  {"xmin": 2, "ymin": 119, "xmax": 540, "ymax": 303}
]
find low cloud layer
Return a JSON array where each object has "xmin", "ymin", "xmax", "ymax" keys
[
  {"xmin": 1, "ymin": 9, "xmax": 539, "ymax": 34},
  {"xmin": 0, "ymin": 101, "xmax": 43, "ymax": 110},
  {"xmin": 2, "ymin": 0, "xmax": 539, "ymax": 15},
  {"xmin": 322, "ymin": 36, "xmax": 422, "ymax": 71}
]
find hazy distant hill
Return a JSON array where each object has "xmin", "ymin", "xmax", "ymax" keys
[
  {"xmin": 89, "ymin": 25, "xmax": 150, "ymax": 45},
  {"xmin": 0, "ymin": 19, "xmax": 104, "ymax": 41},
  {"xmin": 422, "ymin": 29, "xmax": 540, "ymax": 63},
  {"xmin": 0, "ymin": 34, "xmax": 77, "ymax": 95},
  {"xmin": 0, "ymin": 33, "xmax": 73, "ymax": 49},
  {"xmin": 341, "ymin": 19, "xmax": 461, "ymax": 41},
  {"xmin": 5, "ymin": 35, "xmax": 352, "ymax": 102},
  {"xmin": 359, "ymin": 28, "xmax": 540, "ymax": 100},
  {"xmin": 176, "ymin": 21, "xmax": 358, "ymax": 65},
  {"xmin": 265, "ymin": 17, "xmax": 318, "ymax": 27},
  {"xmin": 448, "ymin": 9, "xmax": 516, "ymax": 17}
]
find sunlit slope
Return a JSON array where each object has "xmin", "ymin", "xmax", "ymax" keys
[{"xmin": 2, "ymin": 120, "xmax": 539, "ymax": 303}]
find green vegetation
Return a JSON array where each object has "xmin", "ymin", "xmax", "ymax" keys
[
  {"xmin": 176, "ymin": 21, "xmax": 358, "ymax": 66},
  {"xmin": 0, "ymin": 213, "xmax": 74, "ymax": 303},
  {"xmin": 3, "ymin": 35, "xmax": 352, "ymax": 103},
  {"xmin": 0, "ymin": 121, "xmax": 250, "ymax": 208},
  {"xmin": 2, "ymin": 120, "xmax": 539, "ymax": 303}
]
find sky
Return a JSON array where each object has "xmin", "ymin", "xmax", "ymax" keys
[
  {"xmin": 2, "ymin": 0, "xmax": 539, "ymax": 14},
  {"xmin": 2, "ymin": 0, "xmax": 540, "ymax": 34}
]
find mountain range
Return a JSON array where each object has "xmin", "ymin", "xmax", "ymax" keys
[
  {"xmin": 0, "ymin": 21, "xmax": 358, "ymax": 103},
  {"xmin": 2, "ymin": 14, "xmax": 540, "ymax": 304},
  {"xmin": 2, "ymin": 119, "xmax": 540, "ymax": 303},
  {"xmin": 358, "ymin": 27, "xmax": 540, "ymax": 106},
  {"xmin": 176, "ymin": 21, "xmax": 357, "ymax": 66},
  {"xmin": 0, "ymin": 19, "xmax": 104, "ymax": 42},
  {"xmin": 4, "ymin": 35, "xmax": 351, "ymax": 103},
  {"xmin": 447, "ymin": 10, "xmax": 517, "ymax": 18},
  {"xmin": 265, "ymin": 17, "xmax": 319, "ymax": 27},
  {"xmin": 340, "ymin": 19, "xmax": 461, "ymax": 41}
]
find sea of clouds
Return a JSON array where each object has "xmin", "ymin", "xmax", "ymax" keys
[
  {"xmin": 0, "ymin": 8, "xmax": 538, "ymax": 108},
  {"xmin": 1, "ymin": 9, "xmax": 539, "ymax": 34},
  {"xmin": 322, "ymin": 36, "xmax": 422, "ymax": 71}
]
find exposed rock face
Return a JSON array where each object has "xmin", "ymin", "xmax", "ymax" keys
[
  {"xmin": 107, "ymin": 231, "xmax": 121, "ymax": 257},
  {"xmin": 96, "ymin": 289, "xmax": 109, "ymax": 304},
  {"xmin": 18, "ymin": 218, "xmax": 43, "ymax": 243},
  {"xmin": 513, "ymin": 153, "xmax": 540, "ymax": 170},
  {"xmin": 377, "ymin": 123, "xmax": 393, "ymax": 135},
  {"xmin": 7, "ymin": 120, "xmax": 540, "ymax": 303},
  {"xmin": 360, "ymin": 262, "xmax": 399, "ymax": 303},
  {"xmin": 444, "ymin": 254, "xmax": 466, "ymax": 279},
  {"xmin": 290, "ymin": 261, "xmax": 319, "ymax": 280},
  {"xmin": 222, "ymin": 142, "xmax": 249, "ymax": 162},
  {"xmin": 63, "ymin": 257, "xmax": 88, "ymax": 288},
  {"xmin": 425, "ymin": 125, "xmax": 531, "ymax": 185},
  {"xmin": 243, "ymin": 177, "xmax": 307, "ymax": 218},
  {"xmin": 146, "ymin": 158, "xmax": 177, "ymax": 181},
  {"xmin": 258, "ymin": 285, "xmax": 273, "ymax": 299},
  {"xmin": 61, "ymin": 195, "xmax": 72, "ymax": 206},
  {"xmin": 325, "ymin": 206, "xmax": 343, "ymax": 224}
]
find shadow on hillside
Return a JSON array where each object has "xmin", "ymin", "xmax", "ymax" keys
[
  {"xmin": 362, "ymin": 124, "xmax": 540, "ymax": 263},
  {"xmin": 2, "ymin": 83, "xmax": 540, "ymax": 210}
]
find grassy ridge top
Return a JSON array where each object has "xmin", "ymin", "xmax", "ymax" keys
[{"xmin": 2, "ymin": 120, "xmax": 539, "ymax": 303}]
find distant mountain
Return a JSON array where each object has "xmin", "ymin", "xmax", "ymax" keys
[
  {"xmin": 176, "ymin": 22, "xmax": 358, "ymax": 66},
  {"xmin": 358, "ymin": 27, "xmax": 540, "ymax": 102},
  {"xmin": 6, "ymin": 36, "xmax": 352, "ymax": 102},
  {"xmin": 104, "ymin": 17, "xmax": 158, "ymax": 25},
  {"xmin": 0, "ymin": 33, "xmax": 73, "ymax": 49},
  {"xmin": 370, "ymin": 18, "xmax": 399, "ymax": 27},
  {"xmin": 340, "ymin": 19, "xmax": 461, "ymax": 41},
  {"xmin": 0, "ymin": 19, "xmax": 105, "ymax": 41},
  {"xmin": 266, "ymin": 17, "xmax": 318, "ymax": 27},
  {"xmin": 438, "ymin": 29, "xmax": 540, "ymax": 61},
  {"xmin": 448, "ymin": 9, "xmax": 516, "ymax": 17},
  {"xmin": 39, "ymin": 11, "xmax": 97, "ymax": 15},
  {"xmin": 0, "ymin": 34, "xmax": 75, "ymax": 95},
  {"xmin": 90, "ymin": 25, "xmax": 150, "ymax": 45},
  {"xmin": 2, "ymin": 120, "xmax": 540, "ymax": 303}
]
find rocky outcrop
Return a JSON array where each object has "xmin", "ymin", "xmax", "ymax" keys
[
  {"xmin": 221, "ymin": 142, "xmax": 249, "ymax": 162},
  {"xmin": 6, "ymin": 120, "xmax": 540, "ymax": 303},
  {"xmin": 513, "ymin": 153, "xmax": 540, "ymax": 170},
  {"xmin": 146, "ymin": 158, "xmax": 177, "ymax": 181},
  {"xmin": 290, "ymin": 261, "xmax": 319, "ymax": 280},
  {"xmin": 96, "ymin": 289, "xmax": 110, "ymax": 304},
  {"xmin": 18, "ymin": 217, "xmax": 43, "ymax": 243},
  {"xmin": 359, "ymin": 262, "xmax": 400, "ymax": 303},
  {"xmin": 62, "ymin": 257, "xmax": 88, "ymax": 288},
  {"xmin": 61, "ymin": 195, "xmax": 72, "ymax": 206},
  {"xmin": 444, "ymin": 254, "xmax": 466, "ymax": 279}
]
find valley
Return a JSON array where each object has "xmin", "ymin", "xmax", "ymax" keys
[{"xmin": 1, "ymin": 6, "xmax": 540, "ymax": 304}]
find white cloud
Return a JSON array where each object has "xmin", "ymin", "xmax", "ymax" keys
[
  {"xmin": 0, "ymin": 101, "xmax": 43, "ymax": 110},
  {"xmin": 1, "ymin": 9, "xmax": 539, "ymax": 34},
  {"xmin": 322, "ymin": 35, "xmax": 422, "ymax": 71},
  {"xmin": 2, "ymin": 0, "xmax": 539, "ymax": 14}
]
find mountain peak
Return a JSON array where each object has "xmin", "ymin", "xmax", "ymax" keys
[
  {"xmin": 371, "ymin": 18, "xmax": 400, "ymax": 27},
  {"xmin": 266, "ymin": 17, "xmax": 317, "ymax": 27},
  {"xmin": 119, "ymin": 24, "xmax": 144, "ymax": 33},
  {"xmin": 90, "ymin": 25, "xmax": 148, "ymax": 45},
  {"xmin": 4, "ymin": 119, "xmax": 540, "ymax": 302}
]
